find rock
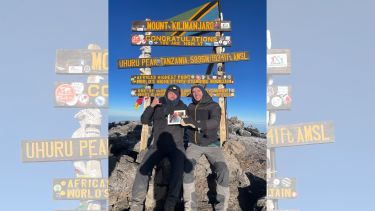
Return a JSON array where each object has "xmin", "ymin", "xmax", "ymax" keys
[
  {"xmin": 109, "ymin": 119, "xmax": 267, "ymax": 211},
  {"xmin": 238, "ymin": 129, "xmax": 252, "ymax": 137},
  {"xmin": 109, "ymin": 155, "xmax": 138, "ymax": 211}
]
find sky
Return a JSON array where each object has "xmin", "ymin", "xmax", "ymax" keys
[{"xmin": 109, "ymin": 0, "xmax": 267, "ymax": 131}]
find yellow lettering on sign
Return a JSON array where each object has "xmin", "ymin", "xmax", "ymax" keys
[
  {"xmin": 147, "ymin": 21, "xmax": 168, "ymax": 30},
  {"xmin": 99, "ymin": 139, "xmax": 107, "ymax": 156},
  {"xmin": 91, "ymin": 52, "xmax": 108, "ymax": 70},
  {"xmin": 118, "ymin": 59, "xmax": 139, "ymax": 68},
  {"xmin": 25, "ymin": 142, "xmax": 34, "ymax": 158},
  {"xmin": 268, "ymin": 188, "xmax": 294, "ymax": 198},
  {"xmin": 79, "ymin": 140, "xmax": 88, "ymax": 156},
  {"xmin": 297, "ymin": 127, "xmax": 304, "ymax": 143},
  {"xmin": 312, "ymin": 124, "xmax": 322, "ymax": 141},
  {"xmin": 89, "ymin": 139, "xmax": 97, "ymax": 157},
  {"xmin": 303, "ymin": 125, "xmax": 313, "ymax": 141},
  {"xmin": 321, "ymin": 124, "xmax": 329, "ymax": 141},
  {"xmin": 287, "ymin": 129, "xmax": 294, "ymax": 144},
  {"xmin": 88, "ymin": 84, "xmax": 100, "ymax": 97}
]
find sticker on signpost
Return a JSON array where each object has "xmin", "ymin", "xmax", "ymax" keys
[
  {"xmin": 267, "ymin": 86, "xmax": 292, "ymax": 110},
  {"xmin": 267, "ymin": 49, "xmax": 291, "ymax": 75},
  {"xmin": 54, "ymin": 82, "xmax": 108, "ymax": 108},
  {"xmin": 55, "ymin": 49, "xmax": 108, "ymax": 75}
]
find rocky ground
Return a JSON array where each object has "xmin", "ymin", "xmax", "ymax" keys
[{"xmin": 109, "ymin": 117, "xmax": 266, "ymax": 211}]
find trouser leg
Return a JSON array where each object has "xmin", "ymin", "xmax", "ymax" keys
[
  {"xmin": 205, "ymin": 147, "xmax": 230, "ymax": 211},
  {"xmin": 130, "ymin": 148, "xmax": 163, "ymax": 211},
  {"xmin": 183, "ymin": 144, "xmax": 202, "ymax": 211},
  {"xmin": 163, "ymin": 147, "xmax": 186, "ymax": 211}
]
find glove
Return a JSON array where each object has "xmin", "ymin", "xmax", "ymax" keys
[{"xmin": 181, "ymin": 117, "xmax": 199, "ymax": 129}]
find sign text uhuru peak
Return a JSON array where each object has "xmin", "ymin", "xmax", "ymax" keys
[
  {"xmin": 21, "ymin": 138, "xmax": 108, "ymax": 162},
  {"xmin": 132, "ymin": 21, "xmax": 231, "ymax": 32},
  {"xmin": 118, "ymin": 52, "xmax": 249, "ymax": 69}
]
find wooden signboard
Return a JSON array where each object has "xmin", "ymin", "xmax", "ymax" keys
[
  {"xmin": 21, "ymin": 138, "xmax": 108, "ymax": 162},
  {"xmin": 55, "ymin": 50, "xmax": 108, "ymax": 74},
  {"xmin": 267, "ymin": 49, "xmax": 291, "ymax": 75},
  {"xmin": 267, "ymin": 121, "xmax": 334, "ymax": 148},
  {"xmin": 131, "ymin": 88, "xmax": 235, "ymax": 97},
  {"xmin": 132, "ymin": 20, "xmax": 231, "ymax": 32},
  {"xmin": 131, "ymin": 34, "xmax": 231, "ymax": 47},
  {"xmin": 53, "ymin": 178, "xmax": 108, "ymax": 200},
  {"xmin": 131, "ymin": 74, "xmax": 233, "ymax": 84},
  {"xmin": 267, "ymin": 85, "xmax": 292, "ymax": 110},
  {"xmin": 268, "ymin": 177, "xmax": 297, "ymax": 199},
  {"xmin": 54, "ymin": 82, "xmax": 108, "ymax": 108},
  {"xmin": 118, "ymin": 52, "xmax": 249, "ymax": 69}
]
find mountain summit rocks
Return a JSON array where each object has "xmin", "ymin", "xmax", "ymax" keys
[{"xmin": 109, "ymin": 117, "xmax": 266, "ymax": 211}]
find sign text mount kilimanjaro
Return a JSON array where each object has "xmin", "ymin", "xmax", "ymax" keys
[{"xmin": 132, "ymin": 21, "xmax": 231, "ymax": 32}]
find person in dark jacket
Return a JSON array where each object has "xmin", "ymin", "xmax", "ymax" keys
[
  {"xmin": 130, "ymin": 85, "xmax": 187, "ymax": 211},
  {"xmin": 181, "ymin": 85, "xmax": 230, "ymax": 211}
]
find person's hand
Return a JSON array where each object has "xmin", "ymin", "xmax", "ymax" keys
[
  {"xmin": 151, "ymin": 97, "xmax": 162, "ymax": 107},
  {"xmin": 181, "ymin": 116, "xmax": 199, "ymax": 128}
]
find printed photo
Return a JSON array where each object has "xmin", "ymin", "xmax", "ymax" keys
[{"xmin": 168, "ymin": 110, "xmax": 186, "ymax": 125}]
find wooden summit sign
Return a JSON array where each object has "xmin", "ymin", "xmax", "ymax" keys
[
  {"xmin": 268, "ymin": 177, "xmax": 297, "ymax": 199},
  {"xmin": 118, "ymin": 52, "xmax": 249, "ymax": 69},
  {"xmin": 55, "ymin": 49, "xmax": 108, "ymax": 75},
  {"xmin": 131, "ymin": 88, "xmax": 235, "ymax": 97},
  {"xmin": 131, "ymin": 34, "xmax": 232, "ymax": 47},
  {"xmin": 131, "ymin": 74, "xmax": 234, "ymax": 85},
  {"xmin": 53, "ymin": 178, "xmax": 108, "ymax": 200},
  {"xmin": 132, "ymin": 20, "xmax": 231, "ymax": 32},
  {"xmin": 267, "ymin": 121, "xmax": 334, "ymax": 148},
  {"xmin": 54, "ymin": 82, "xmax": 108, "ymax": 108},
  {"xmin": 267, "ymin": 49, "xmax": 291, "ymax": 75},
  {"xmin": 21, "ymin": 137, "xmax": 108, "ymax": 162}
]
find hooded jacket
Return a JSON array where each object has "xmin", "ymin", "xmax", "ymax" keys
[
  {"xmin": 140, "ymin": 85, "xmax": 187, "ymax": 149},
  {"xmin": 186, "ymin": 85, "xmax": 221, "ymax": 146}
]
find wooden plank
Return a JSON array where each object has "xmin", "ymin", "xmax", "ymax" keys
[
  {"xmin": 21, "ymin": 138, "xmax": 108, "ymax": 162},
  {"xmin": 54, "ymin": 82, "xmax": 108, "ymax": 108},
  {"xmin": 132, "ymin": 20, "xmax": 231, "ymax": 32},
  {"xmin": 267, "ymin": 49, "xmax": 291, "ymax": 75},
  {"xmin": 131, "ymin": 88, "xmax": 234, "ymax": 98},
  {"xmin": 131, "ymin": 34, "xmax": 231, "ymax": 47},
  {"xmin": 267, "ymin": 177, "xmax": 297, "ymax": 199},
  {"xmin": 53, "ymin": 178, "xmax": 108, "ymax": 200},
  {"xmin": 140, "ymin": 97, "xmax": 151, "ymax": 151},
  {"xmin": 55, "ymin": 49, "xmax": 108, "ymax": 75},
  {"xmin": 139, "ymin": 30, "xmax": 153, "ymax": 152},
  {"xmin": 131, "ymin": 74, "xmax": 233, "ymax": 84},
  {"xmin": 267, "ymin": 121, "xmax": 334, "ymax": 148},
  {"xmin": 267, "ymin": 85, "xmax": 292, "ymax": 110},
  {"xmin": 118, "ymin": 52, "xmax": 249, "ymax": 69}
]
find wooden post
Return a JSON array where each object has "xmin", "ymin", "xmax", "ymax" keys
[
  {"xmin": 139, "ymin": 19, "xmax": 152, "ymax": 151},
  {"xmin": 267, "ymin": 75, "xmax": 278, "ymax": 210},
  {"xmin": 216, "ymin": 32, "xmax": 227, "ymax": 146}
]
